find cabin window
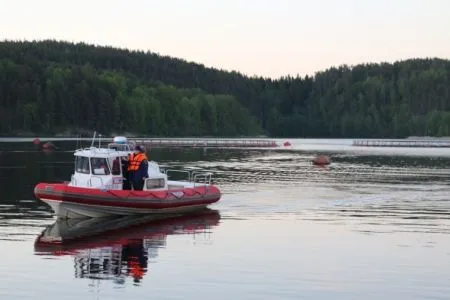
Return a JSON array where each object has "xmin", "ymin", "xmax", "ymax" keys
[
  {"xmin": 90, "ymin": 157, "xmax": 111, "ymax": 175},
  {"xmin": 146, "ymin": 178, "xmax": 165, "ymax": 189},
  {"xmin": 75, "ymin": 156, "xmax": 90, "ymax": 174}
]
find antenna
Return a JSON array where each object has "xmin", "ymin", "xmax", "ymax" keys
[
  {"xmin": 98, "ymin": 134, "xmax": 102, "ymax": 148},
  {"xmin": 90, "ymin": 131, "xmax": 97, "ymax": 147}
]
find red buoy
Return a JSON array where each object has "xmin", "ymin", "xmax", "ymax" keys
[
  {"xmin": 33, "ymin": 138, "xmax": 41, "ymax": 145},
  {"xmin": 283, "ymin": 141, "xmax": 292, "ymax": 147},
  {"xmin": 42, "ymin": 142, "xmax": 56, "ymax": 150},
  {"xmin": 312, "ymin": 155, "xmax": 331, "ymax": 166}
]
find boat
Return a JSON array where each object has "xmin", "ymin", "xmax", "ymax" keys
[
  {"xmin": 34, "ymin": 135, "xmax": 222, "ymax": 218},
  {"xmin": 34, "ymin": 209, "xmax": 220, "ymax": 283}
]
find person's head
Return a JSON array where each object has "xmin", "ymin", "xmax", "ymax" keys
[{"xmin": 134, "ymin": 145, "xmax": 145, "ymax": 153}]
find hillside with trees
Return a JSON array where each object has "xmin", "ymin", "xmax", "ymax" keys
[{"xmin": 0, "ymin": 40, "xmax": 449, "ymax": 137}]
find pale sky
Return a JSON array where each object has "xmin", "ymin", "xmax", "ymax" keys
[{"xmin": 0, "ymin": 0, "xmax": 449, "ymax": 78}]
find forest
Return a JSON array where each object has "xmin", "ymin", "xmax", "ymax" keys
[{"xmin": 0, "ymin": 39, "xmax": 449, "ymax": 138}]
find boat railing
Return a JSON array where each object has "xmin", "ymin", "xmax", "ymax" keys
[
  {"xmin": 162, "ymin": 169, "xmax": 213, "ymax": 185},
  {"xmin": 163, "ymin": 169, "xmax": 192, "ymax": 181},
  {"xmin": 75, "ymin": 147, "xmax": 102, "ymax": 151},
  {"xmin": 192, "ymin": 172, "xmax": 212, "ymax": 186}
]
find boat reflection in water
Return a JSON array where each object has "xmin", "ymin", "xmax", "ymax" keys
[{"xmin": 34, "ymin": 209, "xmax": 221, "ymax": 285}]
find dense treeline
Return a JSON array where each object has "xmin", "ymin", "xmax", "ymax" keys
[
  {"xmin": 0, "ymin": 39, "xmax": 449, "ymax": 137},
  {"xmin": 0, "ymin": 56, "xmax": 261, "ymax": 136}
]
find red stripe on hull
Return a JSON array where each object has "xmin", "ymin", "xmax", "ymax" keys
[{"xmin": 34, "ymin": 183, "xmax": 221, "ymax": 209}]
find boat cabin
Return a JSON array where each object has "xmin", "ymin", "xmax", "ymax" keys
[{"xmin": 69, "ymin": 137, "xmax": 168, "ymax": 191}]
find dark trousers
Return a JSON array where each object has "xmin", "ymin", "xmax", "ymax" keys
[
  {"xmin": 123, "ymin": 178, "xmax": 131, "ymax": 190},
  {"xmin": 131, "ymin": 179, "xmax": 144, "ymax": 191}
]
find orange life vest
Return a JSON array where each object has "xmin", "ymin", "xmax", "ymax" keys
[
  {"xmin": 129, "ymin": 259, "xmax": 145, "ymax": 280},
  {"xmin": 127, "ymin": 153, "xmax": 148, "ymax": 171}
]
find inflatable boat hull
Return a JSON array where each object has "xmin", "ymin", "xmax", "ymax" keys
[{"xmin": 34, "ymin": 183, "xmax": 221, "ymax": 218}]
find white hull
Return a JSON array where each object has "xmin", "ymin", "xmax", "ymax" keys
[{"xmin": 42, "ymin": 198, "xmax": 214, "ymax": 219}]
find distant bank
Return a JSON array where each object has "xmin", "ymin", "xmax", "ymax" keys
[
  {"xmin": 1, "ymin": 40, "xmax": 450, "ymax": 139},
  {"xmin": 353, "ymin": 138, "xmax": 450, "ymax": 148}
]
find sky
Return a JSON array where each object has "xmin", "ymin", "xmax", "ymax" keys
[{"xmin": 0, "ymin": 0, "xmax": 449, "ymax": 78}]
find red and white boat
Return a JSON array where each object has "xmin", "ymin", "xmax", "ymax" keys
[{"xmin": 34, "ymin": 136, "xmax": 222, "ymax": 218}]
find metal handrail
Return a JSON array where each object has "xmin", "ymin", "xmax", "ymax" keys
[
  {"xmin": 192, "ymin": 172, "xmax": 212, "ymax": 187},
  {"xmin": 163, "ymin": 169, "xmax": 213, "ymax": 185},
  {"xmin": 191, "ymin": 171, "xmax": 212, "ymax": 180},
  {"xmin": 164, "ymin": 169, "xmax": 192, "ymax": 181}
]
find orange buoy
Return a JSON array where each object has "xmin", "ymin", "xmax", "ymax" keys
[
  {"xmin": 42, "ymin": 142, "xmax": 56, "ymax": 150},
  {"xmin": 312, "ymin": 155, "xmax": 331, "ymax": 166}
]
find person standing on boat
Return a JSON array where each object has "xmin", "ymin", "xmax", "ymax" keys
[{"xmin": 128, "ymin": 145, "xmax": 148, "ymax": 190}]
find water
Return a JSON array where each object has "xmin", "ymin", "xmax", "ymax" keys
[{"xmin": 0, "ymin": 139, "xmax": 449, "ymax": 299}]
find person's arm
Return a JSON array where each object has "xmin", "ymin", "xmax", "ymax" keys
[{"xmin": 139, "ymin": 160, "xmax": 149, "ymax": 180}]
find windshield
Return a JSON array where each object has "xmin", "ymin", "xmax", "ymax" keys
[
  {"xmin": 90, "ymin": 157, "xmax": 111, "ymax": 175},
  {"xmin": 75, "ymin": 156, "xmax": 90, "ymax": 174}
]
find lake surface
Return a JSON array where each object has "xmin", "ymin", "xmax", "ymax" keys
[{"xmin": 0, "ymin": 139, "xmax": 449, "ymax": 299}]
